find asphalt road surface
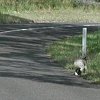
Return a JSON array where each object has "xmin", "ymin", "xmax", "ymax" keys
[{"xmin": 0, "ymin": 23, "xmax": 100, "ymax": 100}]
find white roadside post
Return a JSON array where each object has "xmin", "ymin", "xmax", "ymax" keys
[{"xmin": 82, "ymin": 28, "xmax": 87, "ymax": 58}]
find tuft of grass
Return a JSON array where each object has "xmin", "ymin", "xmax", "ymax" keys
[{"xmin": 47, "ymin": 31, "xmax": 100, "ymax": 83}]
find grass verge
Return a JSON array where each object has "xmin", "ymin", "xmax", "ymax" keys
[
  {"xmin": 0, "ymin": 8, "xmax": 100, "ymax": 24},
  {"xmin": 47, "ymin": 31, "xmax": 100, "ymax": 83},
  {"xmin": 0, "ymin": 0, "xmax": 100, "ymax": 24}
]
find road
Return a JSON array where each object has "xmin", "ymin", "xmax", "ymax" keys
[{"xmin": 0, "ymin": 23, "xmax": 100, "ymax": 100}]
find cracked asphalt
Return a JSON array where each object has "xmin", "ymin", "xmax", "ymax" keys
[{"xmin": 0, "ymin": 23, "xmax": 100, "ymax": 100}]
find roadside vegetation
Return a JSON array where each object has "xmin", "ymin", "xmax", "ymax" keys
[
  {"xmin": 47, "ymin": 31, "xmax": 100, "ymax": 83},
  {"xmin": 0, "ymin": 0, "xmax": 100, "ymax": 23}
]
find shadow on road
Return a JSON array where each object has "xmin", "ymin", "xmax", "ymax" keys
[
  {"xmin": 0, "ymin": 12, "xmax": 34, "ymax": 24},
  {"xmin": 0, "ymin": 13, "xmax": 99, "ymax": 88}
]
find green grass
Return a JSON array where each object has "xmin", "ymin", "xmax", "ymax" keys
[
  {"xmin": 47, "ymin": 31, "xmax": 100, "ymax": 83},
  {"xmin": 1, "ymin": 0, "xmax": 99, "ymax": 11},
  {"xmin": 0, "ymin": 0, "xmax": 76, "ymax": 11},
  {"xmin": 0, "ymin": 0, "xmax": 99, "ymax": 11},
  {"xmin": 0, "ymin": 0, "xmax": 100, "ymax": 24},
  {"xmin": 0, "ymin": 8, "xmax": 100, "ymax": 24},
  {"xmin": 0, "ymin": 0, "xmax": 100, "ymax": 23}
]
